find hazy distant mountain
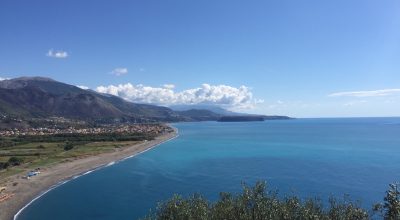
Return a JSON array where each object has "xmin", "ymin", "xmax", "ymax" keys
[
  {"xmin": 170, "ymin": 104, "xmax": 292, "ymax": 121},
  {"xmin": 169, "ymin": 104, "xmax": 246, "ymax": 116},
  {"xmin": 175, "ymin": 109, "xmax": 221, "ymax": 121}
]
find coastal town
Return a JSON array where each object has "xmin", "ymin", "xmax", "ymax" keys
[{"xmin": 0, "ymin": 123, "xmax": 174, "ymax": 137}]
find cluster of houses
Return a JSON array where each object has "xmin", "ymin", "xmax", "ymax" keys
[{"xmin": 0, "ymin": 124, "xmax": 173, "ymax": 137}]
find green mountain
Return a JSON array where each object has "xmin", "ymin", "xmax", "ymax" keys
[
  {"xmin": 0, "ymin": 77, "xmax": 182, "ymax": 122},
  {"xmin": 0, "ymin": 77, "xmax": 291, "ymax": 126}
]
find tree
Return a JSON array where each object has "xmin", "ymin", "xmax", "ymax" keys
[
  {"xmin": 374, "ymin": 183, "xmax": 400, "ymax": 219},
  {"xmin": 64, "ymin": 142, "xmax": 74, "ymax": 151},
  {"xmin": 8, "ymin": 156, "xmax": 23, "ymax": 166},
  {"xmin": 0, "ymin": 162, "xmax": 10, "ymax": 170}
]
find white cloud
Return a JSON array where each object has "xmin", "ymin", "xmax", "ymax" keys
[
  {"xmin": 110, "ymin": 68, "xmax": 128, "ymax": 76},
  {"xmin": 76, "ymin": 85, "xmax": 89, "ymax": 90},
  {"xmin": 344, "ymin": 100, "xmax": 367, "ymax": 107},
  {"xmin": 96, "ymin": 83, "xmax": 263, "ymax": 110},
  {"xmin": 163, "ymin": 84, "xmax": 175, "ymax": 89},
  {"xmin": 0, "ymin": 77, "xmax": 10, "ymax": 81},
  {"xmin": 46, "ymin": 49, "xmax": 68, "ymax": 58},
  {"xmin": 329, "ymin": 89, "xmax": 400, "ymax": 97}
]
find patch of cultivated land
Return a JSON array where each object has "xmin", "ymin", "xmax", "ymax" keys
[{"xmin": 0, "ymin": 140, "xmax": 140, "ymax": 180}]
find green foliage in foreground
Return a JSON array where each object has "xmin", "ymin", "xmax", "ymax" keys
[
  {"xmin": 144, "ymin": 181, "xmax": 400, "ymax": 220},
  {"xmin": 373, "ymin": 183, "xmax": 400, "ymax": 219}
]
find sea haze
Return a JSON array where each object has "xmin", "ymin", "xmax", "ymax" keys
[{"xmin": 17, "ymin": 118, "xmax": 400, "ymax": 220}]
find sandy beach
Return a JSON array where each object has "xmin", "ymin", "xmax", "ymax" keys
[{"xmin": 0, "ymin": 129, "xmax": 177, "ymax": 220}]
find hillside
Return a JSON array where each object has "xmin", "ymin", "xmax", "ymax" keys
[
  {"xmin": 0, "ymin": 77, "xmax": 291, "ymax": 126},
  {"xmin": 0, "ymin": 77, "xmax": 182, "ymax": 123},
  {"xmin": 175, "ymin": 109, "xmax": 221, "ymax": 121}
]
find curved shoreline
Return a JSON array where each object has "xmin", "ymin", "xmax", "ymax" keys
[{"xmin": 0, "ymin": 128, "xmax": 178, "ymax": 220}]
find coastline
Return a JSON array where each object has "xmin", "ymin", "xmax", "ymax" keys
[{"xmin": 0, "ymin": 127, "xmax": 178, "ymax": 220}]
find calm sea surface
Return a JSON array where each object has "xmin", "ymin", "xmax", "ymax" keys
[{"xmin": 17, "ymin": 118, "xmax": 400, "ymax": 219}]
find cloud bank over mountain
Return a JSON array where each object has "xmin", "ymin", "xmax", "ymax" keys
[{"xmin": 96, "ymin": 83, "xmax": 263, "ymax": 110}]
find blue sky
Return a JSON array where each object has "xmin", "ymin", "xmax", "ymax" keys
[{"xmin": 1, "ymin": 0, "xmax": 399, "ymax": 117}]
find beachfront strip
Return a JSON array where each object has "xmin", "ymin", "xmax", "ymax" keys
[{"xmin": 0, "ymin": 124, "xmax": 174, "ymax": 137}]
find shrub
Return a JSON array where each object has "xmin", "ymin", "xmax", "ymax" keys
[
  {"xmin": 374, "ymin": 183, "xmax": 400, "ymax": 219},
  {"xmin": 144, "ymin": 181, "xmax": 374, "ymax": 220},
  {"xmin": 8, "ymin": 156, "xmax": 23, "ymax": 166},
  {"xmin": 64, "ymin": 142, "xmax": 74, "ymax": 151},
  {"xmin": 0, "ymin": 162, "xmax": 10, "ymax": 170},
  {"xmin": 37, "ymin": 144, "xmax": 45, "ymax": 149}
]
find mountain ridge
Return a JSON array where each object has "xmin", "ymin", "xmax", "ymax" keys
[{"xmin": 0, "ymin": 77, "xmax": 291, "ymax": 126}]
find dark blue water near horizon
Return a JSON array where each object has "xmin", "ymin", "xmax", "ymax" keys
[{"xmin": 17, "ymin": 118, "xmax": 400, "ymax": 219}]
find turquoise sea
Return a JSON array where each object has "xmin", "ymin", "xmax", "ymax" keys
[{"xmin": 17, "ymin": 118, "xmax": 400, "ymax": 219}]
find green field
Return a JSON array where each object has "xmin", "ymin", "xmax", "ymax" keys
[{"xmin": 0, "ymin": 136, "xmax": 144, "ymax": 180}]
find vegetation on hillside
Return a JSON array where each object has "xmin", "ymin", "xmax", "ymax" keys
[
  {"xmin": 144, "ymin": 181, "xmax": 400, "ymax": 220},
  {"xmin": 0, "ymin": 77, "xmax": 183, "ymax": 122},
  {"xmin": 0, "ymin": 77, "xmax": 291, "ymax": 127}
]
